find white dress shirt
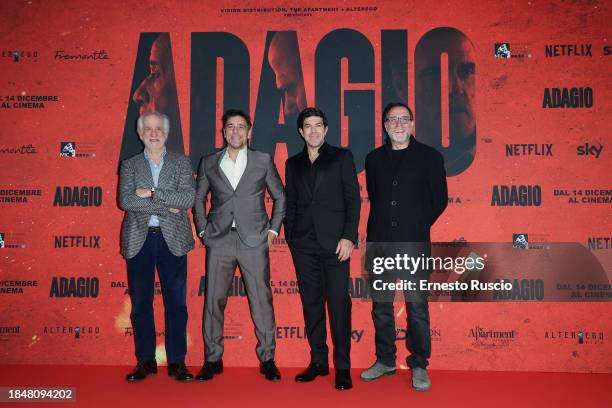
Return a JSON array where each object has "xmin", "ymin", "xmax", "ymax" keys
[
  {"xmin": 220, "ymin": 147, "xmax": 247, "ymax": 228},
  {"xmin": 220, "ymin": 146, "xmax": 248, "ymax": 192},
  {"xmin": 216, "ymin": 146, "xmax": 278, "ymax": 236}
]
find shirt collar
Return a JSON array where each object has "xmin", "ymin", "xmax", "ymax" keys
[
  {"xmin": 144, "ymin": 147, "xmax": 167, "ymax": 164},
  {"xmin": 223, "ymin": 145, "xmax": 248, "ymax": 161},
  {"xmin": 302, "ymin": 141, "xmax": 330, "ymax": 156}
]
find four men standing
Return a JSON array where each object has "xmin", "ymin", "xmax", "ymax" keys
[{"xmin": 119, "ymin": 104, "xmax": 448, "ymax": 390}]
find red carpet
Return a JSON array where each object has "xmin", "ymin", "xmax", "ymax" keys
[{"xmin": 0, "ymin": 366, "xmax": 608, "ymax": 407}]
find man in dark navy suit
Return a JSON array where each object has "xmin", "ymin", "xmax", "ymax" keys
[{"xmin": 285, "ymin": 107, "xmax": 360, "ymax": 390}]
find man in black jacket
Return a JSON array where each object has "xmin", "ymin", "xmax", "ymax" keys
[
  {"xmin": 285, "ymin": 107, "xmax": 361, "ymax": 390},
  {"xmin": 361, "ymin": 102, "xmax": 448, "ymax": 391}
]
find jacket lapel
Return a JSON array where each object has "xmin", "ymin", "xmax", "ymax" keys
[
  {"xmin": 312, "ymin": 148, "xmax": 333, "ymax": 196},
  {"xmin": 137, "ymin": 154, "xmax": 155, "ymax": 187},
  {"xmin": 157, "ymin": 152, "xmax": 172, "ymax": 188},
  {"xmin": 215, "ymin": 148, "xmax": 234, "ymax": 191},
  {"xmin": 298, "ymin": 152, "xmax": 313, "ymax": 199},
  {"xmin": 234, "ymin": 148, "xmax": 254, "ymax": 193}
]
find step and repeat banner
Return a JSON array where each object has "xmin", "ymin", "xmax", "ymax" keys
[{"xmin": 1, "ymin": 0, "xmax": 610, "ymax": 372}]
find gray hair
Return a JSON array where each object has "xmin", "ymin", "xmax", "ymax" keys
[{"xmin": 137, "ymin": 111, "xmax": 170, "ymax": 136}]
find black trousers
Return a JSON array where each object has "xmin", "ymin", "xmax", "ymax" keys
[
  {"xmin": 127, "ymin": 229, "xmax": 188, "ymax": 364},
  {"xmin": 289, "ymin": 232, "xmax": 352, "ymax": 370}
]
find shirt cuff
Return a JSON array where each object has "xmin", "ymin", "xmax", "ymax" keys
[{"xmin": 268, "ymin": 230, "xmax": 279, "ymax": 237}]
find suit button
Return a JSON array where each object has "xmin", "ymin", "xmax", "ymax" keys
[
  {"xmin": 391, "ymin": 200, "xmax": 397, "ymax": 206},
  {"xmin": 230, "ymin": 211, "xmax": 233, "ymax": 215},
  {"xmin": 392, "ymin": 180, "xmax": 398, "ymax": 186},
  {"xmin": 391, "ymin": 221, "xmax": 397, "ymax": 227}
]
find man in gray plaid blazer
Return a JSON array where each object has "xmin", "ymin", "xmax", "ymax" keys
[{"xmin": 119, "ymin": 111, "xmax": 195, "ymax": 383}]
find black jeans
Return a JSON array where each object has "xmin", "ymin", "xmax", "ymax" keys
[
  {"xmin": 365, "ymin": 241, "xmax": 431, "ymax": 369},
  {"xmin": 371, "ymin": 300, "xmax": 431, "ymax": 369}
]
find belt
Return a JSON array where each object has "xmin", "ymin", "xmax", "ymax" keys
[{"xmin": 148, "ymin": 226, "xmax": 162, "ymax": 233}]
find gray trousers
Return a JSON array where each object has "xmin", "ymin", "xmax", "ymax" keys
[{"xmin": 203, "ymin": 231, "xmax": 276, "ymax": 362}]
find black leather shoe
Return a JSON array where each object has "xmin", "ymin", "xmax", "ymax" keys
[
  {"xmin": 295, "ymin": 363, "xmax": 329, "ymax": 382},
  {"xmin": 260, "ymin": 360, "xmax": 281, "ymax": 381},
  {"xmin": 126, "ymin": 360, "xmax": 157, "ymax": 382},
  {"xmin": 195, "ymin": 361, "xmax": 223, "ymax": 381},
  {"xmin": 168, "ymin": 363, "xmax": 194, "ymax": 382},
  {"xmin": 335, "ymin": 369, "xmax": 352, "ymax": 390}
]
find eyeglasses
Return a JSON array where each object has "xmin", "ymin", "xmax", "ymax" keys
[{"xmin": 385, "ymin": 116, "xmax": 413, "ymax": 125}]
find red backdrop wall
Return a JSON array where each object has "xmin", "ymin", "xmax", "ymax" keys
[{"xmin": 0, "ymin": 0, "xmax": 610, "ymax": 372}]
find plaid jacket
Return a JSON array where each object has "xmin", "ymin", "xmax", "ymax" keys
[{"xmin": 119, "ymin": 151, "xmax": 195, "ymax": 259}]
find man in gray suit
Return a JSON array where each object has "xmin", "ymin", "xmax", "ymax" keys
[
  {"xmin": 194, "ymin": 109, "xmax": 286, "ymax": 381},
  {"xmin": 119, "ymin": 111, "xmax": 196, "ymax": 382}
]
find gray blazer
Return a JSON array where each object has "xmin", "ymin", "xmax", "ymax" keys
[
  {"xmin": 194, "ymin": 148, "xmax": 286, "ymax": 248},
  {"xmin": 119, "ymin": 151, "xmax": 196, "ymax": 259}
]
